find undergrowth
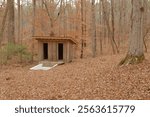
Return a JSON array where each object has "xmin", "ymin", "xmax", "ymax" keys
[{"xmin": 0, "ymin": 43, "xmax": 32, "ymax": 64}]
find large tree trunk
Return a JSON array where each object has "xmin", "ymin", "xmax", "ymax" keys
[
  {"xmin": 119, "ymin": 0, "xmax": 145, "ymax": 65},
  {"xmin": 7, "ymin": 0, "xmax": 15, "ymax": 43}
]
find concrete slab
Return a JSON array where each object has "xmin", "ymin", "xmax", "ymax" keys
[{"xmin": 30, "ymin": 64, "xmax": 58, "ymax": 71}]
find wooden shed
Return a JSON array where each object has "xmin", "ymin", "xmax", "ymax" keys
[{"xmin": 33, "ymin": 36, "xmax": 77, "ymax": 63}]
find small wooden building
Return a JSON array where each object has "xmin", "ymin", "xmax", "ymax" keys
[{"xmin": 33, "ymin": 36, "xmax": 77, "ymax": 63}]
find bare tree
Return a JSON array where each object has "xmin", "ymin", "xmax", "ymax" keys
[
  {"xmin": 17, "ymin": 0, "xmax": 21, "ymax": 43},
  {"xmin": 101, "ymin": 0, "xmax": 118, "ymax": 54},
  {"xmin": 119, "ymin": 0, "xmax": 145, "ymax": 65},
  {"xmin": 32, "ymin": 0, "xmax": 36, "ymax": 36},
  {"xmin": 80, "ymin": 0, "xmax": 85, "ymax": 58},
  {"xmin": 110, "ymin": 0, "xmax": 119, "ymax": 54},
  {"xmin": 42, "ymin": 0, "xmax": 63, "ymax": 36},
  {"xmin": 0, "ymin": 2, "xmax": 8, "ymax": 46},
  {"xmin": 99, "ymin": 0, "xmax": 103, "ymax": 54},
  {"xmin": 91, "ymin": 0, "xmax": 97, "ymax": 57},
  {"xmin": 7, "ymin": 0, "xmax": 15, "ymax": 43}
]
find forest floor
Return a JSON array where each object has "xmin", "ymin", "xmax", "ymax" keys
[{"xmin": 0, "ymin": 53, "xmax": 150, "ymax": 100}]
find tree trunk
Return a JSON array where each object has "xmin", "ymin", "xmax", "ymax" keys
[
  {"xmin": 101, "ymin": 0, "xmax": 118, "ymax": 54},
  {"xmin": 91, "ymin": 0, "xmax": 97, "ymax": 57},
  {"xmin": 32, "ymin": 0, "xmax": 36, "ymax": 36},
  {"xmin": 31, "ymin": 0, "xmax": 36, "ymax": 62},
  {"xmin": 110, "ymin": 0, "xmax": 119, "ymax": 54},
  {"xmin": 0, "ymin": 3, "xmax": 8, "ymax": 46},
  {"xmin": 17, "ymin": 0, "xmax": 20, "ymax": 43},
  {"xmin": 80, "ymin": 0, "xmax": 84, "ymax": 58},
  {"xmin": 119, "ymin": 0, "xmax": 145, "ymax": 65},
  {"xmin": 7, "ymin": 0, "xmax": 15, "ymax": 44},
  {"xmin": 99, "ymin": 0, "xmax": 103, "ymax": 55}
]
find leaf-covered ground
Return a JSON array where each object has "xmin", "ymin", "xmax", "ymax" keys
[{"xmin": 0, "ymin": 54, "xmax": 150, "ymax": 100}]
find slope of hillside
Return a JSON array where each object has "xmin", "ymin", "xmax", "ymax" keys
[{"xmin": 0, "ymin": 54, "xmax": 150, "ymax": 100}]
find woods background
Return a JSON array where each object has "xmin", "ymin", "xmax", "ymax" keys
[{"xmin": 0, "ymin": 0, "xmax": 150, "ymax": 63}]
